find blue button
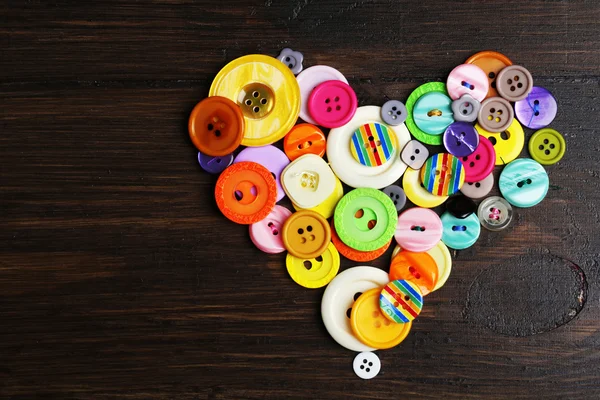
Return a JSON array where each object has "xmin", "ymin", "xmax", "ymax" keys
[
  {"xmin": 413, "ymin": 92, "xmax": 454, "ymax": 135},
  {"xmin": 441, "ymin": 212, "xmax": 480, "ymax": 250},
  {"xmin": 499, "ymin": 158, "xmax": 549, "ymax": 208}
]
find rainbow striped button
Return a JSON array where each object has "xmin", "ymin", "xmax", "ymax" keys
[
  {"xmin": 379, "ymin": 280, "xmax": 423, "ymax": 323},
  {"xmin": 350, "ymin": 122, "xmax": 397, "ymax": 167},
  {"xmin": 420, "ymin": 153, "xmax": 465, "ymax": 196}
]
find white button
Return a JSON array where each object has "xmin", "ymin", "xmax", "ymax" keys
[
  {"xmin": 353, "ymin": 352, "xmax": 381, "ymax": 379},
  {"xmin": 478, "ymin": 196, "xmax": 513, "ymax": 231},
  {"xmin": 327, "ymin": 106, "xmax": 411, "ymax": 189},
  {"xmin": 392, "ymin": 241, "xmax": 452, "ymax": 292},
  {"xmin": 321, "ymin": 266, "xmax": 389, "ymax": 352},
  {"xmin": 281, "ymin": 154, "xmax": 336, "ymax": 209}
]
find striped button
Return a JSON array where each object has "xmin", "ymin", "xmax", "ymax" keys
[
  {"xmin": 350, "ymin": 123, "xmax": 397, "ymax": 167},
  {"xmin": 379, "ymin": 280, "xmax": 423, "ymax": 323},
  {"xmin": 420, "ymin": 153, "xmax": 465, "ymax": 196}
]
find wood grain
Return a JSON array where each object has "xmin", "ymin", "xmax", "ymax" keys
[{"xmin": 1, "ymin": 1, "xmax": 600, "ymax": 399}]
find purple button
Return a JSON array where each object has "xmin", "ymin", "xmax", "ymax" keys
[
  {"xmin": 198, "ymin": 151, "xmax": 233, "ymax": 174},
  {"xmin": 514, "ymin": 87, "xmax": 557, "ymax": 129},
  {"xmin": 233, "ymin": 145, "xmax": 290, "ymax": 202},
  {"xmin": 443, "ymin": 122, "xmax": 480, "ymax": 157}
]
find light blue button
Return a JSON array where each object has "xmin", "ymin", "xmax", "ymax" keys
[
  {"xmin": 441, "ymin": 212, "xmax": 480, "ymax": 250},
  {"xmin": 499, "ymin": 158, "xmax": 549, "ymax": 208},
  {"xmin": 413, "ymin": 92, "xmax": 454, "ymax": 135}
]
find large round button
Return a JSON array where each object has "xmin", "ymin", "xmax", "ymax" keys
[
  {"xmin": 189, "ymin": 96, "xmax": 244, "ymax": 156},
  {"xmin": 209, "ymin": 55, "xmax": 300, "ymax": 147},
  {"xmin": 215, "ymin": 161, "xmax": 277, "ymax": 224},
  {"xmin": 465, "ymin": 51, "xmax": 513, "ymax": 99},
  {"xmin": 351, "ymin": 288, "xmax": 412, "ymax": 349},
  {"xmin": 322, "ymin": 266, "xmax": 390, "ymax": 352},
  {"xmin": 281, "ymin": 154, "xmax": 336, "ymax": 209},
  {"xmin": 234, "ymin": 145, "xmax": 290, "ymax": 202},
  {"xmin": 350, "ymin": 122, "xmax": 397, "ymax": 167},
  {"xmin": 392, "ymin": 241, "xmax": 452, "ymax": 292},
  {"xmin": 283, "ymin": 123, "xmax": 326, "ymax": 161},
  {"xmin": 461, "ymin": 135, "xmax": 496, "ymax": 183},
  {"xmin": 413, "ymin": 91, "xmax": 454, "ymax": 135},
  {"xmin": 443, "ymin": 122, "xmax": 480, "ymax": 157},
  {"xmin": 514, "ymin": 87, "xmax": 557, "ymax": 129},
  {"xmin": 446, "ymin": 64, "xmax": 489, "ymax": 101},
  {"xmin": 286, "ymin": 242, "xmax": 340, "ymax": 289},
  {"xmin": 380, "ymin": 280, "xmax": 423, "ymax": 323},
  {"xmin": 440, "ymin": 211, "xmax": 480, "ymax": 250},
  {"xmin": 420, "ymin": 153, "xmax": 466, "ymax": 196},
  {"xmin": 389, "ymin": 250, "xmax": 438, "ymax": 296},
  {"xmin": 249, "ymin": 205, "xmax": 292, "ymax": 254},
  {"xmin": 330, "ymin": 220, "xmax": 391, "ymax": 262},
  {"xmin": 296, "ymin": 65, "xmax": 349, "ymax": 125},
  {"xmin": 292, "ymin": 174, "xmax": 343, "ymax": 219},
  {"xmin": 395, "ymin": 208, "xmax": 443, "ymax": 252},
  {"xmin": 405, "ymin": 82, "xmax": 453, "ymax": 145},
  {"xmin": 475, "ymin": 117, "xmax": 525, "ymax": 165},
  {"xmin": 333, "ymin": 188, "xmax": 398, "ymax": 251},
  {"xmin": 528, "ymin": 128, "xmax": 566, "ymax": 165},
  {"xmin": 381, "ymin": 100, "xmax": 407, "ymax": 126},
  {"xmin": 198, "ymin": 151, "xmax": 233, "ymax": 174},
  {"xmin": 477, "ymin": 97, "xmax": 514, "ymax": 132},
  {"xmin": 451, "ymin": 94, "xmax": 481, "ymax": 123},
  {"xmin": 308, "ymin": 80, "xmax": 357, "ymax": 128},
  {"xmin": 282, "ymin": 210, "xmax": 331, "ymax": 259},
  {"xmin": 460, "ymin": 172, "xmax": 494, "ymax": 199},
  {"xmin": 496, "ymin": 65, "xmax": 533, "ymax": 102},
  {"xmin": 477, "ymin": 196, "xmax": 513, "ymax": 231},
  {"xmin": 403, "ymin": 167, "xmax": 448, "ymax": 208},
  {"xmin": 499, "ymin": 158, "xmax": 549, "ymax": 208}
]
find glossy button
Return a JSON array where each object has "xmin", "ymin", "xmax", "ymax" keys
[
  {"xmin": 215, "ymin": 161, "xmax": 277, "ymax": 224},
  {"xmin": 292, "ymin": 174, "xmax": 343, "ymax": 219},
  {"xmin": 413, "ymin": 91, "xmax": 454, "ymax": 135},
  {"xmin": 353, "ymin": 352, "xmax": 381, "ymax": 380},
  {"xmin": 276, "ymin": 48, "xmax": 304, "ymax": 75},
  {"xmin": 286, "ymin": 242, "xmax": 340, "ymax": 288},
  {"xmin": 446, "ymin": 195, "xmax": 477, "ymax": 219},
  {"xmin": 380, "ymin": 280, "xmax": 423, "ymax": 323},
  {"xmin": 281, "ymin": 154, "xmax": 336, "ymax": 209},
  {"xmin": 330, "ymin": 220, "xmax": 391, "ymax": 262},
  {"xmin": 333, "ymin": 188, "xmax": 398, "ymax": 251},
  {"xmin": 446, "ymin": 64, "xmax": 489, "ymax": 101},
  {"xmin": 462, "ymin": 135, "xmax": 496, "ymax": 183},
  {"xmin": 451, "ymin": 94, "xmax": 480, "ymax": 123},
  {"xmin": 350, "ymin": 122, "xmax": 397, "ymax": 167},
  {"xmin": 477, "ymin": 97, "xmax": 514, "ymax": 132},
  {"xmin": 389, "ymin": 250, "xmax": 438, "ymax": 296},
  {"xmin": 308, "ymin": 80, "xmax": 357, "ymax": 128},
  {"xmin": 401, "ymin": 140, "xmax": 429, "ymax": 170},
  {"xmin": 460, "ymin": 173, "xmax": 494, "ymax": 199},
  {"xmin": 475, "ymin": 117, "xmax": 525, "ymax": 165},
  {"xmin": 381, "ymin": 100, "xmax": 407, "ymax": 126},
  {"xmin": 420, "ymin": 153, "xmax": 465, "ymax": 196},
  {"xmin": 382, "ymin": 185, "xmax": 407, "ymax": 212},
  {"xmin": 351, "ymin": 288, "xmax": 412, "ymax": 349},
  {"xmin": 496, "ymin": 65, "xmax": 533, "ymax": 102},
  {"xmin": 189, "ymin": 96, "xmax": 244, "ymax": 156},
  {"xmin": 321, "ymin": 266, "xmax": 390, "ymax": 352},
  {"xmin": 465, "ymin": 51, "xmax": 513, "ymax": 99},
  {"xmin": 499, "ymin": 158, "xmax": 549, "ymax": 208},
  {"xmin": 515, "ymin": 87, "xmax": 557, "ymax": 129},
  {"xmin": 403, "ymin": 167, "xmax": 448, "ymax": 208},
  {"xmin": 443, "ymin": 122, "xmax": 480, "ymax": 157},
  {"xmin": 477, "ymin": 196, "xmax": 513, "ymax": 231},
  {"xmin": 209, "ymin": 55, "xmax": 300, "ymax": 147},
  {"xmin": 198, "ymin": 151, "xmax": 233, "ymax": 174},
  {"xmin": 529, "ymin": 128, "xmax": 566, "ymax": 165},
  {"xmin": 282, "ymin": 210, "xmax": 331, "ymax": 259},
  {"xmin": 392, "ymin": 241, "xmax": 452, "ymax": 292},
  {"xmin": 440, "ymin": 211, "xmax": 480, "ymax": 250},
  {"xmin": 296, "ymin": 65, "xmax": 349, "ymax": 125},
  {"xmin": 283, "ymin": 123, "xmax": 326, "ymax": 161},
  {"xmin": 249, "ymin": 205, "xmax": 292, "ymax": 254},
  {"xmin": 405, "ymin": 83, "xmax": 451, "ymax": 145},
  {"xmin": 234, "ymin": 145, "xmax": 290, "ymax": 202},
  {"xmin": 395, "ymin": 207, "xmax": 443, "ymax": 253}
]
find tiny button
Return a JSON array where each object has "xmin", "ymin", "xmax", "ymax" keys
[{"xmin": 478, "ymin": 196, "xmax": 513, "ymax": 231}]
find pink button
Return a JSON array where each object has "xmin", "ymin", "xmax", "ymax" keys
[
  {"xmin": 461, "ymin": 135, "xmax": 496, "ymax": 183},
  {"xmin": 446, "ymin": 64, "xmax": 489, "ymax": 102},
  {"xmin": 395, "ymin": 208, "xmax": 442, "ymax": 252},
  {"xmin": 307, "ymin": 81, "xmax": 357, "ymax": 128},
  {"xmin": 249, "ymin": 205, "xmax": 292, "ymax": 254}
]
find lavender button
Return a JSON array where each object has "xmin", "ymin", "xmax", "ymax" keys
[
  {"xmin": 443, "ymin": 122, "xmax": 480, "ymax": 157},
  {"xmin": 198, "ymin": 151, "xmax": 233, "ymax": 174},
  {"xmin": 514, "ymin": 87, "xmax": 557, "ymax": 129},
  {"xmin": 234, "ymin": 145, "xmax": 290, "ymax": 201}
]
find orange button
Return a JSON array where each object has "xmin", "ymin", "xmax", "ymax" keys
[
  {"xmin": 282, "ymin": 210, "xmax": 330, "ymax": 259},
  {"xmin": 350, "ymin": 288, "xmax": 412, "ymax": 349},
  {"xmin": 389, "ymin": 250, "xmax": 438, "ymax": 296},
  {"xmin": 189, "ymin": 96, "xmax": 244, "ymax": 157},
  {"xmin": 283, "ymin": 123, "xmax": 326, "ymax": 161},
  {"xmin": 215, "ymin": 161, "xmax": 276, "ymax": 224},
  {"xmin": 330, "ymin": 220, "xmax": 391, "ymax": 262},
  {"xmin": 465, "ymin": 51, "xmax": 513, "ymax": 99}
]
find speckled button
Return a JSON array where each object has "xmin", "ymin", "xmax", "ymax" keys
[
  {"xmin": 446, "ymin": 64, "xmax": 489, "ymax": 102},
  {"xmin": 350, "ymin": 122, "xmax": 397, "ymax": 167},
  {"xmin": 475, "ymin": 117, "xmax": 525, "ymax": 165},
  {"xmin": 420, "ymin": 153, "xmax": 465, "ymax": 196},
  {"xmin": 440, "ymin": 211, "xmax": 480, "ymax": 250},
  {"xmin": 528, "ymin": 128, "xmax": 566, "ymax": 165},
  {"xmin": 496, "ymin": 65, "xmax": 533, "ymax": 102},
  {"xmin": 465, "ymin": 51, "xmax": 513, "ymax": 99},
  {"xmin": 477, "ymin": 196, "xmax": 513, "ymax": 231},
  {"xmin": 234, "ymin": 145, "xmax": 290, "ymax": 202},
  {"xmin": 403, "ymin": 167, "xmax": 448, "ymax": 208},
  {"xmin": 198, "ymin": 151, "xmax": 233, "ymax": 174},
  {"xmin": 413, "ymin": 91, "xmax": 454, "ymax": 135},
  {"xmin": 382, "ymin": 185, "xmax": 407, "ymax": 212},
  {"xmin": 381, "ymin": 100, "xmax": 407, "ymax": 126},
  {"xmin": 395, "ymin": 207, "xmax": 443, "ymax": 253},
  {"xmin": 296, "ymin": 65, "xmax": 349, "ymax": 125},
  {"xmin": 405, "ymin": 82, "xmax": 453, "ymax": 145},
  {"xmin": 499, "ymin": 158, "xmax": 549, "ymax": 208},
  {"xmin": 461, "ymin": 135, "xmax": 496, "ymax": 183},
  {"xmin": 515, "ymin": 87, "xmax": 557, "ymax": 129},
  {"xmin": 477, "ymin": 97, "xmax": 514, "ymax": 132},
  {"xmin": 460, "ymin": 173, "xmax": 494, "ymax": 199},
  {"xmin": 380, "ymin": 280, "xmax": 423, "ymax": 323},
  {"xmin": 443, "ymin": 122, "xmax": 480, "ymax": 157},
  {"xmin": 451, "ymin": 94, "xmax": 480, "ymax": 123},
  {"xmin": 308, "ymin": 80, "xmax": 357, "ymax": 128},
  {"xmin": 401, "ymin": 140, "xmax": 429, "ymax": 170}
]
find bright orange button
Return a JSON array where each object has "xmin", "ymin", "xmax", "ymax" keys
[
  {"xmin": 215, "ymin": 161, "xmax": 276, "ymax": 224},
  {"xmin": 283, "ymin": 123, "xmax": 326, "ymax": 161},
  {"xmin": 350, "ymin": 288, "xmax": 412, "ymax": 349},
  {"xmin": 389, "ymin": 250, "xmax": 438, "ymax": 296},
  {"xmin": 330, "ymin": 220, "xmax": 391, "ymax": 262},
  {"xmin": 282, "ymin": 210, "xmax": 330, "ymax": 259},
  {"xmin": 189, "ymin": 96, "xmax": 244, "ymax": 157},
  {"xmin": 465, "ymin": 51, "xmax": 513, "ymax": 99}
]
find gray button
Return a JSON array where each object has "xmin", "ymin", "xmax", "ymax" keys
[
  {"xmin": 400, "ymin": 140, "xmax": 429, "ymax": 170},
  {"xmin": 477, "ymin": 196, "xmax": 513, "ymax": 231},
  {"xmin": 496, "ymin": 65, "xmax": 533, "ymax": 102},
  {"xmin": 382, "ymin": 185, "xmax": 406, "ymax": 212},
  {"xmin": 451, "ymin": 94, "xmax": 480, "ymax": 122},
  {"xmin": 477, "ymin": 97, "xmax": 514, "ymax": 132},
  {"xmin": 381, "ymin": 100, "xmax": 407, "ymax": 126},
  {"xmin": 276, "ymin": 48, "xmax": 304, "ymax": 75},
  {"xmin": 460, "ymin": 172, "xmax": 494, "ymax": 199}
]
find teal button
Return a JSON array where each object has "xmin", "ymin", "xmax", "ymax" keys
[
  {"xmin": 441, "ymin": 212, "xmax": 480, "ymax": 250},
  {"xmin": 499, "ymin": 158, "xmax": 549, "ymax": 208},
  {"xmin": 413, "ymin": 92, "xmax": 454, "ymax": 135}
]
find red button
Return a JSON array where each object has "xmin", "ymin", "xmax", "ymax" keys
[{"xmin": 307, "ymin": 81, "xmax": 357, "ymax": 128}]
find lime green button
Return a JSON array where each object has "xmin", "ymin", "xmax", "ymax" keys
[
  {"xmin": 528, "ymin": 128, "xmax": 566, "ymax": 165},
  {"xmin": 405, "ymin": 82, "xmax": 453, "ymax": 146}
]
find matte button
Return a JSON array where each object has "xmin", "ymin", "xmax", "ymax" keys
[
  {"xmin": 478, "ymin": 196, "xmax": 513, "ymax": 231},
  {"xmin": 296, "ymin": 65, "xmax": 348, "ymax": 125},
  {"xmin": 380, "ymin": 280, "xmax": 423, "ymax": 323},
  {"xmin": 249, "ymin": 205, "xmax": 292, "ymax": 254},
  {"xmin": 496, "ymin": 65, "xmax": 533, "ymax": 102},
  {"xmin": 382, "ymin": 185, "xmax": 407, "ymax": 212},
  {"xmin": 477, "ymin": 97, "xmax": 514, "ymax": 132},
  {"xmin": 286, "ymin": 242, "xmax": 340, "ymax": 288},
  {"xmin": 276, "ymin": 48, "xmax": 304, "ymax": 75},
  {"xmin": 283, "ymin": 123, "xmax": 326, "ymax": 161},
  {"xmin": 234, "ymin": 145, "xmax": 290, "ymax": 202},
  {"xmin": 451, "ymin": 94, "xmax": 480, "ymax": 123},
  {"xmin": 353, "ymin": 352, "xmax": 381, "ymax": 380},
  {"xmin": 330, "ymin": 220, "xmax": 391, "ymax": 262},
  {"xmin": 461, "ymin": 135, "xmax": 496, "ymax": 183},
  {"xmin": 197, "ymin": 151, "xmax": 233, "ymax": 174},
  {"xmin": 499, "ymin": 158, "xmax": 549, "ymax": 208},
  {"xmin": 514, "ymin": 87, "xmax": 557, "ymax": 129},
  {"xmin": 395, "ymin": 207, "xmax": 443, "ymax": 253},
  {"xmin": 465, "ymin": 51, "xmax": 513, "ymax": 99},
  {"xmin": 413, "ymin": 91, "xmax": 454, "ymax": 135},
  {"xmin": 446, "ymin": 64, "xmax": 489, "ymax": 102},
  {"xmin": 475, "ymin": 117, "xmax": 525, "ymax": 166},
  {"xmin": 460, "ymin": 173, "xmax": 494, "ymax": 199},
  {"xmin": 420, "ymin": 153, "xmax": 465, "ymax": 196},
  {"xmin": 381, "ymin": 100, "xmax": 407, "ymax": 126},
  {"xmin": 389, "ymin": 250, "xmax": 438, "ymax": 296},
  {"xmin": 282, "ymin": 210, "xmax": 331, "ymax": 259},
  {"xmin": 403, "ymin": 167, "xmax": 448, "ymax": 208},
  {"xmin": 401, "ymin": 140, "xmax": 429, "ymax": 170},
  {"xmin": 189, "ymin": 96, "xmax": 244, "ymax": 156},
  {"xmin": 446, "ymin": 195, "xmax": 477, "ymax": 219},
  {"xmin": 528, "ymin": 128, "xmax": 566, "ymax": 165},
  {"xmin": 443, "ymin": 122, "xmax": 480, "ymax": 157},
  {"xmin": 440, "ymin": 211, "xmax": 480, "ymax": 250},
  {"xmin": 308, "ymin": 80, "xmax": 357, "ymax": 128}
]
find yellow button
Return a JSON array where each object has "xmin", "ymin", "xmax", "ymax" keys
[
  {"xmin": 350, "ymin": 288, "xmax": 412, "ymax": 349},
  {"xmin": 475, "ymin": 118, "xmax": 525, "ymax": 165},
  {"xmin": 209, "ymin": 55, "xmax": 300, "ymax": 147},
  {"xmin": 282, "ymin": 210, "xmax": 331, "ymax": 259},
  {"xmin": 402, "ymin": 167, "xmax": 448, "ymax": 208},
  {"xmin": 292, "ymin": 175, "xmax": 344, "ymax": 219},
  {"xmin": 286, "ymin": 243, "xmax": 340, "ymax": 288}
]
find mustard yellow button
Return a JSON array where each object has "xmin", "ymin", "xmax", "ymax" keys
[
  {"xmin": 286, "ymin": 243, "xmax": 340, "ymax": 289},
  {"xmin": 402, "ymin": 167, "xmax": 448, "ymax": 208},
  {"xmin": 475, "ymin": 118, "xmax": 525, "ymax": 165},
  {"xmin": 292, "ymin": 175, "xmax": 343, "ymax": 219},
  {"xmin": 209, "ymin": 55, "xmax": 300, "ymax": 147},
  {"xmin": 282, "ymin": 210, "xmax": 331, "ymax": 259},
  {"xmin": 351, "ymin": 288, "xmax": 412, "ymax": 349}
]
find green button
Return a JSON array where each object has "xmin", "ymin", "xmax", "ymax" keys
[
  {"xmin": 528, "ymin": 128, "xmax": 566, "ymax": 165},
  {"xmin": 405, "ymin": 82, "xmax": 454, "ymax": 146}
]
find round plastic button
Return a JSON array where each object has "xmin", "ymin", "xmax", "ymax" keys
[
  {"xmin": 380, "ymin": 280, "xmax": 423, "ymax": 323},
  {"xmin": 189, "ymin": 96, "xmax": 244, "ymax": 156},
  {"xmin": 286, "ymin": 242, "xmax": 340, "ymax": 289},
  {"xmin": 515, "ymin": 87, "xmax": 557, "ymax": 129},
  {"xmin": 321, "ymin": 266, "xmax": 390, "ymax": 352},
  {"xmin": 198, "ymin": 151, "xmax": 233, "ymax": 174},
  {"xmin": 296, "ymin": 65, "xmax": 349, "ymax": 125},
  {"xmin": 440, "ymin": 211, "xmax": 480, "ymax": 250},
  {"xmin": 281, "ymin": 154, "xmax": 336, "ymax": 209},
  {"xmin": 461, "ymin": 135, "xmax": 496, "ymax": 183},
  {"xmin": 350, "ymin": 122, "xmax": 397, "ymax": 167},
  {"xmin": 465, "ymin": 51, "xmax": 513, "ymax": 99},
  {"xmin": 292, "ymin": 174, "xmax": 343, "ymax": 219},
  {"xmin": 478, "ymin": 196, "xmax": 513, "ymax": 231},
  {"xmin": 249, "ymin": 205, "xmax": 292, "ymax": 254},
  {"xmin": 353, "ymin": 352, "xmax": 381, "ymax": 380},
  {"xmin": 475, "ymin": 117, "xmax": 525, "ymax": 166},
  {"xmin": 282, "ymin": 210, "xmax": 331, "ymax": 259},
  {"xmin": 276, "ymin": 48, "xmax": 304, "ymax": 75},
  {"xmin": 499, "ymin": 158, "xmax": 549, "ymax": 208},
  {"xmin": 308, "ymin": 80, "xmax": 357, "ymax": 128},
  {"xmin": 351, "ymin": 288, "xmax": 412, "ymax": 349},
  {"xmin": 446, "ymin": 64, "xmax": 489, "ymax": 102},
  {"xmin": 382, "ymin": 185, "xmax": 407, "ymax": 212},
  {"xmin": 443, "ymin": 122, "xmax": 480, "ymax": 157},
  {"xmin": 413, "ymin": 91, "xmax": 454, "ymax": 135},
  {"xmin": 392, "ymin": 241, "xmax": 452, "ymax": 292},
  {"xmin": 460, "ymin": 172, "xmax": 494, "ymax": 199},
  {"xmin": 330, "ymin": 220, "xmax": 391, "ymax": 262},
  {"xmin": 381, "ymin": 100, "xmax": 407, "ymax": 126},
  {"xmin": 395, "ymin": 207, "xmax": 443, "ymax": 252},
  {"xmin": 420, "ymin": 153, "xmax": 466, "ymax": 196},
  {"xmin": 333, "ymin": 188, "xmax": 398, "ymax": 251},
  {"xmin": 405, "ymin": 82, "xmax": 452, "ymax": 145},
  {"xmin": 215, "ymin": 161, "xmax": 277, "ymax": 224},
  {"xmin": 477, "ymin": 97, "xmax": 514, "ymax": 133},
  {"xmin": 496, "ymin": 65, "xmax": 533, "ymax": 102},
  {"xmin": 283, "ymin": 123, "xmax": 326, "ymax": 161},
  {"xmin": 451, "ymin": 94, "xmax": 480, "ymax": 123},
  {"xmin": 234, "ymin": 145, "xmax": 290, "ymax": 202},
  {"xmin": 389, "ymin": 250, "xmax": 438, "ymax": 296},
  {"xmin": 209, "ymin": 55, "xmax": 300, "ymax": 147},
  {"xmin": 528, "ymin": 128, "xmax": 566, "ymax": 165},
  {"xmin": 402, "ymin": 167, "xmax": 448, "ymax": 208}
]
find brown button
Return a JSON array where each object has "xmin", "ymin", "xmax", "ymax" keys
[
  {"xmin": 496, "ymin": 65, "xmax": 534, "ymax": 102},
  {"xmin": 465, "ymin": 51, "xmax": 513, "ymax": 99},
  {"xmin": 477, "ymin": 97, "xmax": 514, "ymax": 132},
  {"xmin": 282, "ymin": 210, "xmax": 330, "ymax": 259},
  {"xmin": 188, "ymin": 96, "xmax": 244, "ymax": 156}
]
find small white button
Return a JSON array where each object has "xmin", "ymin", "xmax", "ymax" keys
[{"xmin": 353, "ymin": 352, "xmax": 381, "ymax": 379}]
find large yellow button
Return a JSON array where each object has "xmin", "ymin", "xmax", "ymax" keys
[
  {"xmin": 286, "ymin": 243, "xmax": 340, "ymax": 289},
  {"xmin": 475, "ymin": 118, "xmax": 525, "ymax": 166},
  {"xmin": 402, "ymin": 167, "xmax": 448, "ymax": 208}
]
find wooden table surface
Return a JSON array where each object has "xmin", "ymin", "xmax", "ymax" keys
[{"xmin": 2, "ymin": 1, "xmax": 600, "ymax": 399}]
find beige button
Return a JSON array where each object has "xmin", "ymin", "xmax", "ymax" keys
[
  {"xmin": 496, "ymin": 66, "xmax": 533, "ymax": 102},
  {"xmin": 477, "ymin": 97, "xmax": 514, "ymax": 132}
]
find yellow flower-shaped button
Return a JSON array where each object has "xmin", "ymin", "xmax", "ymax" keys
[
  {"xmin": 475, "ymin": 118, "xmax": 525, "ymax": 165},
  {"xmin": 209, "ymin": 55, "xmax": 300, "ymax": 147},
  {"xmin": 286, "ymin": 243, "xmax": 340, "ymax": 289},
  {"xmin": 292, "ymin": 174, "xmax": 344, "ymax": 219}
]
